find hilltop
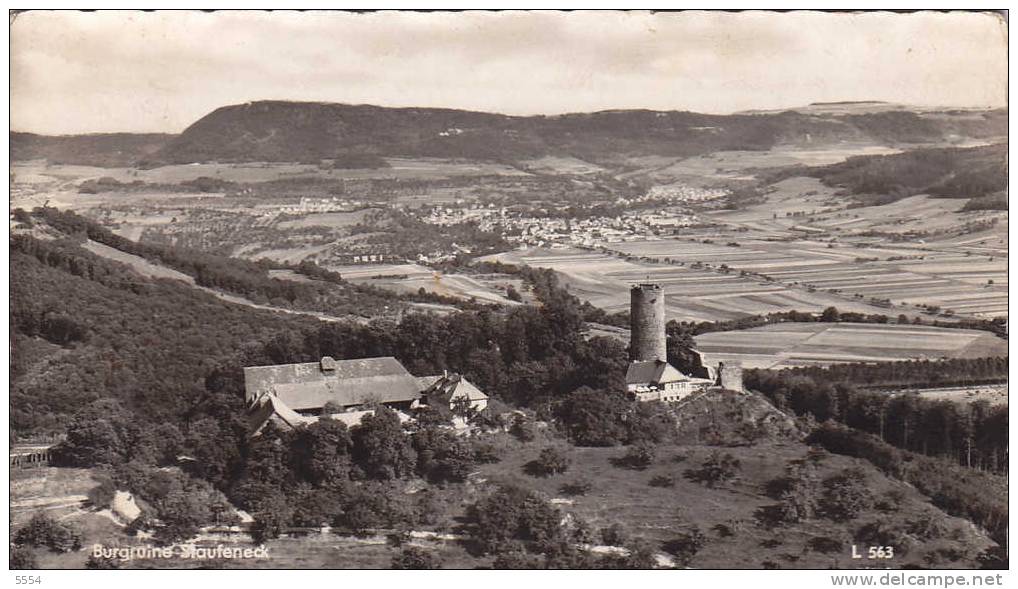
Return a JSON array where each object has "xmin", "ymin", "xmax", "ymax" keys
[
  {"xmin": 11, "ymin": 101, "xmax": 1007, "ymax": 167},
  {"xmin": 10, "ymin": 132, "xmax": 174, "ymax": 167}
]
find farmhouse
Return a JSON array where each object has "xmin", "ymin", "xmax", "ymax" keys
[{"xmin": 243, "ymin": 355, "xmax": 488, "ymax": 436}]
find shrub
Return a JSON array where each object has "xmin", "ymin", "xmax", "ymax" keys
[
  {"xmin": 616, "ymin": 441, "xmax": 656, "ymax": 470},
  {"xmin": 493, "ymin": 548, "xmax": 545, "ymax": 569},
  {"xmin": 85, "ymin": 554, "xmax": 121, "ymax": 569},
  {"xmin": 471, "ymin": 439, "xmax": 503, "ymax": 464},
  {"xmin": 509, "ymin": 414, "xmax": 537, "ymax": 442},
  {"xmin": 559, "ymin": 479, "xmax": 593, "ymax": 497},
  {"xmin": 854, "ymin": 521, "xmax": 912, "ymax": 556},
  {"xmin": 649, "ymin": 475, "xmax": 675, "ymax": 488},
  {"xmin": 661, "ymin": 526, "xmax": 706, "ymax": 566},
  {"xmin": 713, "ymin": 521, "xmax": 742, "ymax": 538},
  {"xmin": 905, "ymin": 513, "xmax": 947, "ymax": 541},
  {"xmin": 807, "ymin": 536, "xmax": 844, "ymax": 554},
  {"xmin": 599, "ymin": 523, "xmax": 629, "ymax": 547},
  {"xmin": 875, "ymin": 489, "xmax": 906, "ymax": 513}
]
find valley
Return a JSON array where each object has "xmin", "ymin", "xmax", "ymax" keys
[{"xmin": 9, "ymin": 99, "xmax": 1008, "ymax": 571}]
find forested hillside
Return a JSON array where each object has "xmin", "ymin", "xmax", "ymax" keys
[
  {"xmin": 10, "ymin": 234, "xmax": 321, "ymax": 434},
  {"xmin": 10, "ymin": 132, "xmax": 173, "ymax": 167},
  {"xmin": 791, "ymin": 143, "xmax": 1007, "ymax": 205},
  {"xmin": 12, "ymin": 102, "xmax": 1006, "ymax": 167}
]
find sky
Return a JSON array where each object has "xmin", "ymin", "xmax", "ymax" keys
[{"xmin": 10, "ymin": 10, "xmax": 1009, "ymax": 135}]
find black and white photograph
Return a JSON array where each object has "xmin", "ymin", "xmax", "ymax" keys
[{"xmin": 7, "ymin": 8, "xmax": 1009, "ymax": 577}]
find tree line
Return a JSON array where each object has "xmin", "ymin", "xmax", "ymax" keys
[{"xmin": 745, "ymin": 358, "xmax": 1008, "ymax": 473}]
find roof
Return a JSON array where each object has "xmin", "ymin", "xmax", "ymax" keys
[
  {"xmin": 419, "ymin": 373, "xmax": 489, "ymax": 403},
  {"xmin": 323, "ymin": 409, "xmax": 414, "ymax": 428},
  {"xmin": 246, "ymin": 394, "xmax": 316, "ymax": 436},
  {"xmin": 625, "ymin": 360, "xmax": 690, "ymax": 386},
  {"xmin": 243, "ymin": 356, "xmax": 422, "ymax": 411},
  {"xmin": 324, "ymin": 409, "xmax": 376, "ymax": 428}
]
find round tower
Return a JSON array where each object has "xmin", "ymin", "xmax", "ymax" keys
[{"xmin": 630, "ymin": 283, "xmax": 667, "ymax": 362}]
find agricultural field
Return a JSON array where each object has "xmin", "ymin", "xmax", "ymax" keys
[
  {"xmin": 331, "ymin": 263, "xmax": 528, "ymax": 306},
  {"xmin": 486, "ymin": 247, "xmax": 909, "ymax": 323},
  {"xmin": 519, "ymin": 156, "xmax": 607, "ymax": 175},
  {"xmin": 909, "ymin": 384, "xmax": 1008, "ymax": 407},
  {"xmin": 275, "ymin": 209, "xmax": 377, "ymax": 230},
  {"xmin": 693, "ymin": 322, "xmax": 1008, "ymax": 369},
  {"xmin": 609, "ymin": 231, "xmax": 1007, "ymax": 320}
]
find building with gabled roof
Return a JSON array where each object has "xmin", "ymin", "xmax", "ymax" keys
[
  {"xmin": 243, "ymin": 356, "xmax": 423, "ymax": 414},
  {"xmin": 243, "ymin": 355, "xmax": 490, "ymax": 437},
  {"xmin": 246, "ymin": 393, "xmax": 317, "ymax": 437},
  {"xmin": 417, "ymin": 372, "xmax": 489, "ymax": 412},
  {"xmin": 625, "ymin": 359, "xmax": 713, "ymax": 402}
]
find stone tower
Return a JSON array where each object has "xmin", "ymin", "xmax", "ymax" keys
[
  {"xmin": 630, "ymin": 283, "xmax": 667, "ymax": 362},
  {"xmin": 717, "ymin": 361, "xmax": 744, "ymax": 391}
]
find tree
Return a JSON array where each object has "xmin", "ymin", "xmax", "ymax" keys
[
  {"xmin": 413, "ymin": 425, "xmax": 476, "ymax": 484},
  {"xmin": 765, "ymin": 461, "xmax": 820, "ymax": 523},
  {"xmin": 526, "ymin": 447, "xmax": 570, "ymax": 477},
  {"xmin": 600, "ymin": 538, "xmax": 659, "ymax": 569},
  {"xmin": 505, "ymin": 285, "xmax": 524, "ymax": 302},
  {"xmin": 555, "ymin": 387, "xmax": 631, "ymax": 446},
  {"xmin": 351, "ymin": 406, "xmax": 416, "ymax": 480},
  {"xmin": 14, "ymin": 512, "xmax": 83, "ymax": 553},
  {"xmin": 684, "ymin": 452, "xmax": 740, "ymax": 487},
  {"xmin": 87, "ymin": 475, "xmax": 117, "ymax": 509},
  {"xmin": 251, "ymin": 505, "xmax": 291, "ymax": 544},
  {"xmin": 51, "ymin": 399, "xmax": 139, "ymax": 467},
  {"xmin": 819, "ymin": 467, "xmax": 873, "ymax": 522},
  {"xmin": 391, "ymin": 546, "xmax": 441, "ymax": 570},
  {"xmin": 291, "ymin": 419, "xmax": 352, "ymax": 487},
  {"xmin": 821, "ymin": 307, "xmax": 841, "ymax": 322},
  {"xmin": 509, "ymin": 413, "xmax": 537, "ymax": 442},
  {"xmin": 468, "ymin": 485, "xmax": 564, "ymax": 554},
  {"xmin": 618, "ymin": 441, "xmax": 656, "ymax": 470},
  {"xmin": 10, "ymin": 546, "xmax": 38, "ymax": 569}
]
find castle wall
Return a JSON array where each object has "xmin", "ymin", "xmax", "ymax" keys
[{"xmin": 630, "ymin": 283, "xmax": 667, "ymax": 362}]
